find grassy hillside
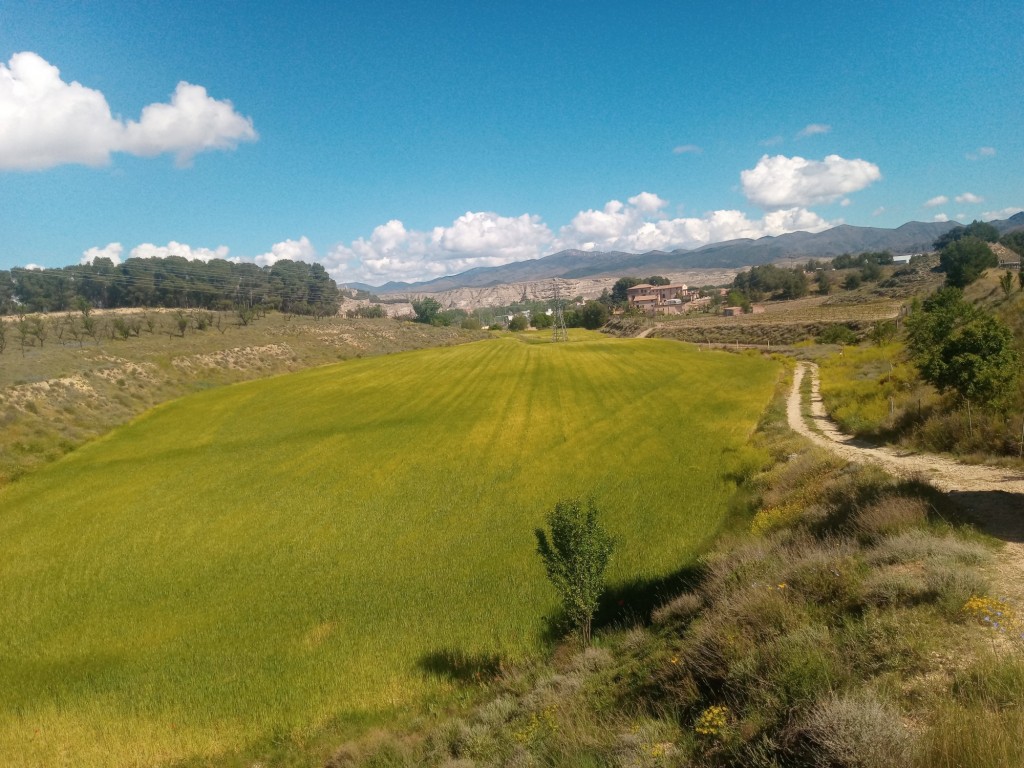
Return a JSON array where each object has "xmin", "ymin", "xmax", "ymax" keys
[
  {"xmin": 0, "ymin": 334, "xmax": 778, "ymax": 767},
  {"xmin": 0, "ymin": 311, "xmax": 486, "ymax": 486}
]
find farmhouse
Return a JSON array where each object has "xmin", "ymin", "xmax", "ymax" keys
[{"xmin": 626, "ymin": 283, "xmax": 703, "ymax": 314}]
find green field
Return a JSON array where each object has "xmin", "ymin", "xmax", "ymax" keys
[{"xmin": 0, "ymin": 334, "xmax": 778, "ymax": 767}]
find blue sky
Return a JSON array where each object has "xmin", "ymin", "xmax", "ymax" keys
[{"xmin": 1, "ymin": 0, "xmax": 1021, "ymax": 285}]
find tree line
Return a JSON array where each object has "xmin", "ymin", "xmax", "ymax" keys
[{"xmin": 0, "ymin": 256, "xmax": 339, "ymax": 316}]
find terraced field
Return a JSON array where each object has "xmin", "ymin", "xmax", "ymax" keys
[{"xmin": 0, "ymin": 334, "xmax": 779, "ymax": 767}]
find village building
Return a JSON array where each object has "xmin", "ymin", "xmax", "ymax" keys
[{"xmin": 626, "ymin": 283, "xmax": 704, "ymax": 314}]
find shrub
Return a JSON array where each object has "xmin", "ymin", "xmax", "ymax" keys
[
  {"xmin": 686, "ymin": 585, "xmax": 810, "ymax": 685},
  {"xmin": 652, "ymin": 592, "xmax": 703, "ymax": 627},
  {"xmin": 750, "ymin": 501, "xmax": 805, "ymax": 535},
  {"xmin": 952, "ymin": 654, "xmax": 1024, "ymax": 707},
  {"xmin": 818, "ymin": 324, "xmax": 858, "ymax": 345},
  {"xmin": 781, "ymin": 540, "xmax": 865, "ymax": 616},
  {"xmin": 867, "ymin": 530, "xmax": 990, "ymax": 568},
  {"xmin": 838, "ymin": 607, "xmax": 935, "ymax": 676},
  {"xmin": 794, "ymin": 691, "xmax": 913, "ymax": 768},
  {"xmin": 862, "ymin": 568, "xmax": 930, "ymax": 608},
  {"xmin": 852, "ymin": 496, "xmax": 929, "ymax": 541},
  {"xmin": 925, "ymin": 563, "xmax": 990, "ymax": 618}
]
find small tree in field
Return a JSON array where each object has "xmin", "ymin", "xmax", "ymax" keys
[{"xmin": 535, "ymin": 498, "xmax": 614, "ymax": 646}]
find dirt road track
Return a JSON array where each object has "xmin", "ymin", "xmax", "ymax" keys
[{"xmin": 789, "ymin": 363, "xmax": 1024, "ymax": 603}]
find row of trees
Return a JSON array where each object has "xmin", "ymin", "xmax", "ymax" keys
[
  {"xmin": 732, "ymin": 264, "xmax": 809, "ymax": 301},
  {"xmin": 0, "ymin": 304, "xmax": 271, "ymax": 355},
  {"xmin": 409, "ymin": 297, "xmax": 611, "ymax": 331},
  {"xmin": 0, "ymin": 257, "xmax": 339, "ymax": 316}
]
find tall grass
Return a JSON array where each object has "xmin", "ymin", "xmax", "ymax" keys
[{"xmin": 0, "ymin": 335, "xmax": 779, "ymax": 767}]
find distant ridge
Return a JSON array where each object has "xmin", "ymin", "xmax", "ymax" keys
[{"xmin": 348, "ymin": 215, "xmax": 1023, "ymax": 293}]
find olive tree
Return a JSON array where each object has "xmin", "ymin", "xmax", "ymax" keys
[{"xmin": 535, "ymin": 498, "xmax": 614, "ymax": 646}]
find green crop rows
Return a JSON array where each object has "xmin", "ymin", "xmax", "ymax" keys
[{"xmin": 0, "ymin": 335, "xmax": 778, "ymax": 766}]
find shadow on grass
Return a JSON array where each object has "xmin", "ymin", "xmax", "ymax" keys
[
  {"xmin": 530, "ymin": 563, "xmax": 707, "ymax": 641},
  {"xmin": 417, "ymin": 649, "xmax": 506, "ymax": 683},
  {"xmin": 593, "ymin": 563, "xmax": 705, "ymax": 631}
]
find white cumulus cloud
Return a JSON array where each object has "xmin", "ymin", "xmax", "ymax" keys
[
  {"xmin": 323, "ymin": 194, "xmax": 836, "ymax": 285},
  {"xmin": 0, "ymin": 51, "xmax": 256, "ymax": 171},
  {"xmin": 433, "ymin": 211, "xmax": 552, "ymax": 261},
  {"xmin": 255, "ymin": 236, "xmax": 316, "ymax": 267},
  {"xmin": 740, "ymin": 154, "xmax": 881, "ymax": 209},
  {"xmin": 932, "ymin": 213, "xmax": 949, "ymax": 223},
  {"xmin": 555, "ymin": 195, "xmax": 832, "ymax": 255},
  {"xmin": 924, "ymin": 195, "xmax": 949, "ymax": 208},
  {"xmin": 81, "ymin": 242, "xmax": 124, "ymax": 265},
  {"xmin": 955, "ymin": 192, "xmax": 983, "ymax": 204},
  {"xmin": 130, "ymin": 241, "xmax": 231, "ymax": 262},
  {"xmin": 121, "ymin": 82, "xmax": 257, "ymax": 167},
  {"xmin": 326, "ymin": 211, "xmax": 554, "ymax": 284}
]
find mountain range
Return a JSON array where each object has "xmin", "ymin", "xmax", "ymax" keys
[{"xmin": 348, "ymin": 213, "xmax": 1024, "ymax": 294}]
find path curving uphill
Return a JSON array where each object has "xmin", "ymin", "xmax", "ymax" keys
[{"xmin": 789, "ymin": 362, "xmax": 1024, "ymax": 602}]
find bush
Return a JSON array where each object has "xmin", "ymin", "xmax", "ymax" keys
[
  {"xmin": 852, "ymin": 496, "xmax": 929, "ymax": 541},
  {"xmin": 867, "ymin": 530, "xmax": 990, "ymax": 569},
  {"xmin": 652, "ymin": 592, "xmax": 703, "ymax": 626},
  {"xmin": 925, "ymin": 563, "xmax": 990, "ymax": 617},
  {"xmin": 939, "ymin": 237, "xmax": 998, "ymax": 288},
  {"xmin": 794, "ymin": 691, "xmax": 913, "ymax": 768},
  {"xmin": 862, "ymin": 569, "xmax": 930, "ymax": 608},
  {"xmin": 818, "ymin": 324, "xmax": 858, "ymax": 345},
  {"xmin": 782, "ymin": 541, "xmax": 864, "ymax": 616}
]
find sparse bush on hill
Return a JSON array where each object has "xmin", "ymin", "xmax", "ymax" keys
[
  {"xmin": 1000, "ymin": 231, "xmax": 1024, "ymax": 257},
  {"xmin": 733, "ymin": 263, "xmax": 808, "ymax": 301},
  {"xmin": 818, "ymin": 324, "xmax": 858, "ymax": 345},
  {"xmin": 346, "ymin": 303, "xmax": 386, "ymax": 318},
  {"xmin": 939, "ymin": 237, "xmax": 998, "ymax": 288}
]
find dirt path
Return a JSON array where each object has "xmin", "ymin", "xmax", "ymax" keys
[{"xmin": 789, "ymin": 362, "xmax": 1024, "ymax": 603}]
